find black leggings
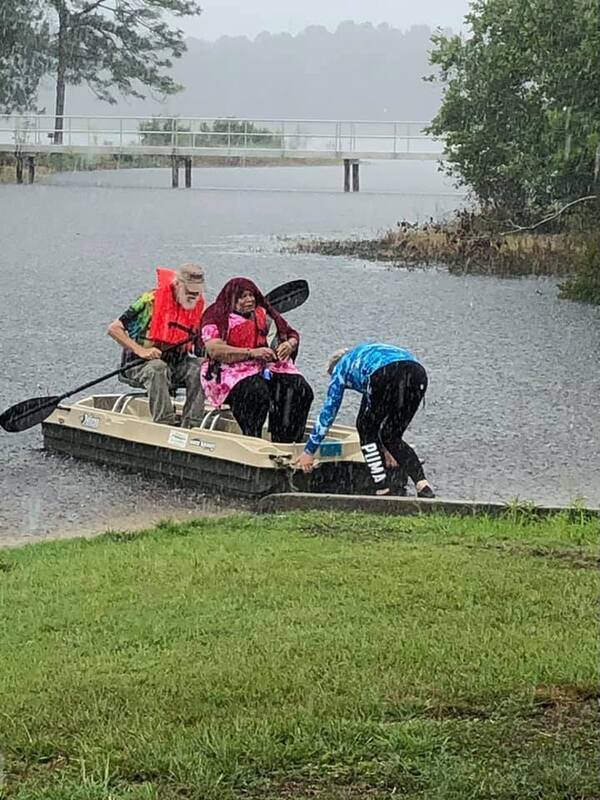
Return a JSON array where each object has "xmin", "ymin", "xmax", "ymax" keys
[
  {"xmin": 356, "ymin": 361, "xmax": 428, "ymax": 490},
  {"xmin": 227, "ymin": 373, "xmax": 314, "ymax": 442}
]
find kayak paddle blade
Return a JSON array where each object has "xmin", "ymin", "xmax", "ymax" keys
[
  {"xmin": 266, "ymin": 279, "xmax": 309, "ymax": 314},
  {"xmin": 0, "ymin": 396, "xmax": 61, "ymax": 433}
]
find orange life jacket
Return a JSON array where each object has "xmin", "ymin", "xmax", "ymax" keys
[
  {"xmin": 148, "ymin": 267, "xmax": 204, "ymax": 348},
  {"xmin": 226, "ymin": 306, "xmax": 268, "ymax": 349}
]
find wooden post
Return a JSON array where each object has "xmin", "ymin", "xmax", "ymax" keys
[
  {"xmin": 184, "ymin": 157, "xmax": 192, "ymax": 188},
  {"xmin": 171, "ymin": 155, "xmax": 179, "ymax": 188},
  {"xmin": 28, "ymin": 156, "xmax": 35, "ymax": 184},
  {"xmin": 16, "ymin": 156, "xmax": 23, "ymax": 184},
  {"xmin": 352, "ymin": 160, "xmax": 360, "ymax": 192},
  {"xmin": 343, "ymin": 158, "xmax": 351, "ymax": 192}
]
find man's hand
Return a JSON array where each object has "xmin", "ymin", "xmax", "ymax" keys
[
  {"xmin": 250, "ymin": 347, "xmax": 276, "ymax": 361},
  {"xmin": 137, "ymin": 346, "xmax": 162, "ymax": 360},
  {"xmin": 295, "ymin": 452, "xmax": 315, "ymax": 472},
  {"xmin": 275, "ymin": 340, "xmax": 295, "ymax": 360}
]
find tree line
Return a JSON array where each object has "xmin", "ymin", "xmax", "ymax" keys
[{"xmin": 138, "ymin": 118, "xmax": 283, "ymax": 149}]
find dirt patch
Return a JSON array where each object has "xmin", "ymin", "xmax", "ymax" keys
[
  {"xmin": 532, "ymin": 685, "xmax": 600, "ymax": 729},
  {"xmin": 461, "ymin": 541, "xmax": 600, "ymax": 570},
  {"xmin": 0, "ymin": 507, "xmax": 238, "ymax": 550}
]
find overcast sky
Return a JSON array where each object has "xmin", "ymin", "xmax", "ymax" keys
[{"xmin": 182, "ymin": 0, "xmax": 471, "ymax": 40}]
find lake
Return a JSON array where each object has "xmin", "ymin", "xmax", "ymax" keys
[{"xmin": 1, "ymin": 160, "xmax": 598, "ymax": 544}]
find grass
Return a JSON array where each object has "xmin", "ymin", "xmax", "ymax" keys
[{"xmin": 0, "ymin": 511, "xmax": 598, "ymax": 799}]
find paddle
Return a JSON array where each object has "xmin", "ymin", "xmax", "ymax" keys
[
  {"xmin": 263, "ymin": 279, "xmax": 309, "ymax": 314},
  {"xmin": 0, "ymin": 279, "xmax": 309, "ymax": 433}
]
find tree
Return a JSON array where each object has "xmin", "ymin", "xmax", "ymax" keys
[
  {"xmin": 44, "ymin": 1, "xmax": 201, "ymax": 143},
  {"xmin": 209, "ymin": 119, "xmax": 283, "ymax": 148},
  {"xmin": 0, "ymin": 0, "xmax": 50, "ymax": 112},
  {"xmin": 428, "ymin": 0, "xmax": 600, "ymax": 221}
]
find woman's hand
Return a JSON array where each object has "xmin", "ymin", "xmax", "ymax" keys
[
  {"xmin": 294, "ymin": 452, "xmax": 315, "ymax": 472},
  {"xmin": 250, "ymin": 347, "xmax": 276, "ymax": 361},
  {"xmin": 383, "ymin": 448, "xmax": 399, "ymax": 468},
  {"xmin": 275, "ymin": 339, "xmax": 296, "ymax": 360}
]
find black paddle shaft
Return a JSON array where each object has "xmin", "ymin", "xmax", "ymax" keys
[{"xmin": 0, "ymin": 279, "xmax": 309, "ymax": 433}]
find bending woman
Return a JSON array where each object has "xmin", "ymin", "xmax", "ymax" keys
[
  {"xmin": 295, "ymin": 342, "xmax": 435, "ymax": 497},
  {"xmin": 201, "ymin": 277, "xmax": 314, "ymax": 442}
]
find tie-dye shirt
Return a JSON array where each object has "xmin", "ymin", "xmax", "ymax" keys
[
  {"xmin": 119, "ymin": 290, "xmax": 175, "ymax": 367},
  {"xmin": 304, "ymin": 343, "xmax": 420, "ymax": 454},
  {"xmin": 119, "ymin": 291, "xmax": 155, "ymax": 350}
]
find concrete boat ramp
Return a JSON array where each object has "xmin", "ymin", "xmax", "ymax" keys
[{"xmin": 258, "ymin": 493, "xmax": 600, "ymax": 518}]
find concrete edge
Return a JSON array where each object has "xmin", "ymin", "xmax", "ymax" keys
[{"xmin": 256, "ymin": 493, "xmax": 600, "ymax": 518}]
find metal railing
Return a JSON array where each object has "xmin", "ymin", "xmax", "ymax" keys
[{"xmin": 0, "ymin": 115, "xmax": 444, "ymax": 159}]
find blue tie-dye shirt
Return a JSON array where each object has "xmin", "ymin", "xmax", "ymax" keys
[{"xmin": 305, "ymin": 343, "xmax": 420, "ymax": 455}]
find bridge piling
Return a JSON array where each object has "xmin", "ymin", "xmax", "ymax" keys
[
  {"xmin": 184, "ymin": 157, "xmax": 192, "ymax": 188},
  {"xmin": 28, "ymin": 156, "xmax": 35, "ymax": 184},
  {"xmin": 171, "ymin": 155, "xmax": 180, "ymax": 188},
  {"xmin": 15, "ymin": 156, "xmax": 23, "ymax": 184},
  {"xmin": 343, "ymin": 159, "xmax": 360, "ymax": 192},
  {"xmin": 343, "ymin": 159, "xmax": 351, "ymax": 192},
  {"xmin": 352, "ymin": 160, "xmax": 360, "ymax": 192}
]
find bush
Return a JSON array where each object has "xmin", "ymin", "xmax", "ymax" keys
[{"xmin": 559, "ymin": 231, "xmax": 600, "ymax": 303}]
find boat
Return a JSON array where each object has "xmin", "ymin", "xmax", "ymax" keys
[{"xmin": 42, "ymin": 393, "xmax": 408, "ymax": 498}]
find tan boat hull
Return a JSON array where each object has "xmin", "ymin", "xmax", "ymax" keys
[{"xmin": 42, "ymin": 393, "xmax": 408, "ymax": 498}]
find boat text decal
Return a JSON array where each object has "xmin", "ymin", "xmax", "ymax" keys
[
  {"xmin": 168, "ymin": 429, "xmax": 189, "ymax": 448},
  {"xmin": 190, "ymin": 438, "xmax": 216, "ymax": 452},
  {"xmin": 80, "ymin": 414, "xmax": 101, "ymax": 430}
]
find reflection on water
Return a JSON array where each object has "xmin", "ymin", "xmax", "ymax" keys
[{"xmin": 0, "ymin": 161, "xmax": 599, "ymax": 544}]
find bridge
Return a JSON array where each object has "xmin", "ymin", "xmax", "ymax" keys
[{"xmin": 0, "ymin": 114, "xmax": 445, "ymax": 190}]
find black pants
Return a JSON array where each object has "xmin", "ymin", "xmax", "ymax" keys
[
  {"xmin": 356, "ymin": 361, "xmax": 428, "ymax": 490},
  {"xmin": 227, "ymin": 373, "xmax": 314, "ymax": 442}
]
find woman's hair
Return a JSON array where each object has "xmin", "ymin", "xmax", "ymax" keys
[{"xmin": 327, "ymin": 348, "xmax": 350, "ymax": 374}]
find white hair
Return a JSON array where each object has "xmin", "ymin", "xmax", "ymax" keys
[{"xmin": 326, "ymin": 348, "xmax": 350, "ymax": 374}]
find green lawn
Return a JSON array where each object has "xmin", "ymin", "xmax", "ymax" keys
[{"xmin": 0, "ymin": 511, "xmax": 598, "ymax": 799}]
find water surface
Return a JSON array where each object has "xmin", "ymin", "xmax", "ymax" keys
[{"xmin": 1, "ymin": 161, "xmax": 598, "ymax": 544}]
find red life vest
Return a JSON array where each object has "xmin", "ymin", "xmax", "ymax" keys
[
  {"xmin": 148, "ymin": 268, "xmax": 204, "ymax": 348},
  {"xmin": 226, "ymin": 307, "xmax": 268, "ymax": 349}
]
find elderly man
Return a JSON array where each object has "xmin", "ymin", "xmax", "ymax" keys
[{"xmin": 108, "ymin": 263, "xmax": 206, "ymax": 428}]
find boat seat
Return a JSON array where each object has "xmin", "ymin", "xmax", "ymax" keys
[
  {"xmin": 198, "ymin": 406, "xmax": 242, "ymax": 434},
  {"xmin": 107, "ymin": 392, "xmax": 242, "ymax": 432},
  {"xmin": 111, "ymin": 392, "xmax": 152, "ymax": 416}
]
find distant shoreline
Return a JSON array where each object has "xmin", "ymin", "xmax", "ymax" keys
[{"xmin": 0, "ymin": 154, "xmax": 340, "ymax": 184}]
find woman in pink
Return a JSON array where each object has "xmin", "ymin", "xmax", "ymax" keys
[{"xmin": 201, "ymin": 277, "xmax": 314, "ymax": 441}]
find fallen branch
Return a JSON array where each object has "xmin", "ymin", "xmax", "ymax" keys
[
  {"xmin": 467, "ymin": 195, "xmax": 598, "ymax": 242},
  {"xmin": 501, "ymin": 195, "xmax": 598, "ymax": 236}
]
